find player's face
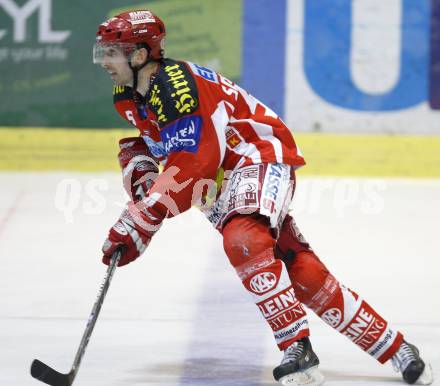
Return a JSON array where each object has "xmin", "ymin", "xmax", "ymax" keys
[{"xmin": 100, "ymin": 47, "xmax": 133, "ymax": 86}]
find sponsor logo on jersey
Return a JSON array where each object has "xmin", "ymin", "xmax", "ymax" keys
[
  {"xmin": 261, "ymin": 164, "xmax": 286, "ymax": 215},
  {"xmin": 228, "ymin": 190, "xmax": 257, "ymax": 211},
  {"xmin": 321, "ymin": 308, "xmax": 342, "ymax": 328},
  {"xmin": 113, "ymin": 85, "xmax": 133, "ymax": 103},
  {"xmin": 262, "ymin": 198, "xmax": 275, "ymax": 214},
  {"xmin": 225, "ymin": 166, "xmax": 260, "ymax": 212},
  {"xmin": 264, "ymin": 164, "xmax": 283, "ymax": 200},
  {"xmin": 160, "ymin": 115, "xmax": 202, "ymax": 154},
  {"xmin": 148, "ymin": 60, "xmax": 199, "ymax": 127},
  {"xmin": 164, "ymin": 63, "xmax": 198, "ymax": 114},
  {"xmin": 142, "ymin": 135, "xmax": 166, "ymax": 159},
  {"xmin": 149, "ymin": 84, "xmax": 167, "ymax": 123},
  {"xmin": 187, "ymin": 62, "xmax": 218, "ymax": 83},
  {"xmin": 241, "ymin": 166, "xmax": 259, "ymax": 179},
  {"xmin": 225, "ymin": 127, "xmax": 243, "ymax": 149},
  {"xmin": 249, "ymin": 272, "xmax": 277, "ymax": 294},
  {"xmin": 113, "ymin": 85, "xmax": 126, "ymax": 95}
]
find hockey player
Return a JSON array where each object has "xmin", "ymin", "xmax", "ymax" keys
[{"xmin": 94, "ymin": 10, "xmax": 433, "ymax": 386}]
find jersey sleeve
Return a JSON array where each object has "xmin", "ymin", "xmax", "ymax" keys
[
  {"xmin": 113, "ymin": 85, "xmax": 164, "ymax": 164},
  {"xmin": 113, "ymin": 85, "xmax": 137, "ymax": 125}
]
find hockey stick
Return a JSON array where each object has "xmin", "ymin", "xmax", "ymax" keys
[{"xmin": 30, "ymin": 250, "xmax": 122, "ymax": 386}]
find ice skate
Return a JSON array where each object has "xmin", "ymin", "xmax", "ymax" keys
[
  {"xmin": 273, "ymin": 337, "xmax": 324, "ymax": 386},
  {"xmin": 391, "ymin": 341, "xmax": 434, "ymax": 385}
]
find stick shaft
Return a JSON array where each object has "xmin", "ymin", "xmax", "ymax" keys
[{"xmin": 69, "ymin": 250, "xmax": 122, "ymax": 381}]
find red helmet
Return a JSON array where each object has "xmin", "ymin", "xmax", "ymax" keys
[{"xmin": 94, "ymin": 10, "xmax": 166, "ymax": 64}]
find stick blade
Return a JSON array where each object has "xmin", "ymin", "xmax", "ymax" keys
[{"xmin": 30, "ymin": 359, "xmax": 72, "ymax": 386}]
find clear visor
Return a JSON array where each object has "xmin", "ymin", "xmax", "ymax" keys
[{"xmin": 92, "ymin": 42, "xmax": 136, "ymax": 65}]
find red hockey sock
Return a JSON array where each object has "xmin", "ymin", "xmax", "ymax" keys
[
  {"xmin": 289, "ymin": 251, "xmax": 403, "ymax": 363},
  {"xmin": 223, "ymin": 215, "xmax": 310, "ymax": 350},
  {"xmin": 276, "ymin": 214, "xmax": 403, "ymax": 363}
]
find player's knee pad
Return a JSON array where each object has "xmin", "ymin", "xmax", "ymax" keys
[{"xmin": 222, "ymin": 214, "xmax": 276, "ymax": 268}]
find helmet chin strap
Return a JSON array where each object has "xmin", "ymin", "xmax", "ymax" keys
[{"xmin": 129, "ymin": 53, "xmax": 155, "ymax": 120}]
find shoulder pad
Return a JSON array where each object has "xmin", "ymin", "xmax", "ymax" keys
[{"xmin": 148, "ymin": 59, "xmax": 199, "ymax": 128}]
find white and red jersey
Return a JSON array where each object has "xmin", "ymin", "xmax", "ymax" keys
[{"xmin": 113, "ymin": 58, "xmax": 305, "ymax": 219}]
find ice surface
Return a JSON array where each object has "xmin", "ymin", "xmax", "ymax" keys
[{"xmin": 0, "ymin": 173, "xmax": 438, "ymax": 385}]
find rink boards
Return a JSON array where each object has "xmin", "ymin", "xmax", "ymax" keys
[{"xmin": 1, "ymin": 128, "xmax": 440, "ymax": 177}]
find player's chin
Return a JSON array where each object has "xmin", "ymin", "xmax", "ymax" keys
[
  {"xmin": 111, "ymin": 77, "xmax": 128, "ymax": 87},
  {"xmin": 111, "ymin": 79, "xmax": 122, "ymax": 86}
]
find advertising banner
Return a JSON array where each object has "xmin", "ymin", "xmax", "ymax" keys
[
  {"xmin": 0, "ymin": 0, "xmax": 241, "ymax": 127},
  {"xmin": 1, "ymin": 0, "xmax": 439, "ymax": 133},
  {"xmin": 243, "ymin": 0, "xmax": 440, "ymax": 134}
]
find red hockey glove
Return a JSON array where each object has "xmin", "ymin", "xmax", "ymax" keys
[
  {"xmin": 102, "ymin": 201, "xmax": 162, "ymax": 267},
  {"xmin": 118, "ymin": 137, "xmax": 159, "ymax": 202}
]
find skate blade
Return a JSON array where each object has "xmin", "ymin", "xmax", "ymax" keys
[
  {"xmin": 278, "ymin": 366, "xmax": 324, "ymax": 386},
  {"xmin": 415, "ymin": 363, "xmax": 434, "ymax": 385}
]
